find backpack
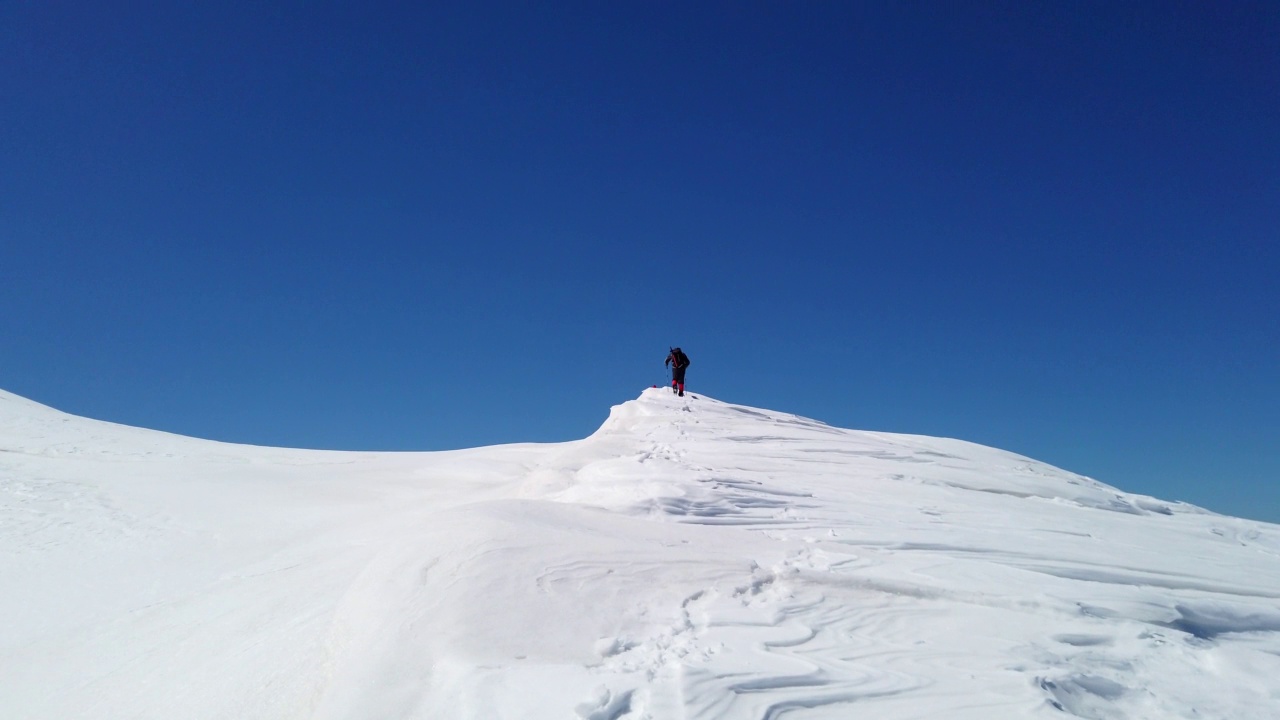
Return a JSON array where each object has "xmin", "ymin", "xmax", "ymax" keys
[{"xmin": 674, "ymin": 348, "xmax": 690, "ymax": 368}]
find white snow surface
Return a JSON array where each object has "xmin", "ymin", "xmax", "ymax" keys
[{"xmin": 3, "ymin": 387, "xmax": 1280, "ymax": 720}]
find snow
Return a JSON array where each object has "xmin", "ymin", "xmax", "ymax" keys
[{"xmin": 2, "ymin": 386, "xmax": 1279, "ymax": 719}]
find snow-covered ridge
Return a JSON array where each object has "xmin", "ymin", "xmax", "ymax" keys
[
  {"xmin": 2, "ymin": 387, "xmax": 1279, "ymax": 719},
  {"xmin": 581, "ymin": 389, "xmax": 1188, "ymax": 519},
  {"xmin": 0, "ymin": 385, "xmax": 279, "ymax": 459}
]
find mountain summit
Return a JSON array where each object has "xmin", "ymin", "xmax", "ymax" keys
[{"xmin": 2, "ymin": 387, "xmax": 1278, "ymax": 719}]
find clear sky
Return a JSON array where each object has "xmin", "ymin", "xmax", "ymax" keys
[{"xmin": 2, "ymin": 2, "xmax": 1277, "ymax": 523}]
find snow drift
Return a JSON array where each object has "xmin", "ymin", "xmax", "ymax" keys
[{"xmin": 2, "ymin": 387, "xmax": 1278, "ymax": 719}]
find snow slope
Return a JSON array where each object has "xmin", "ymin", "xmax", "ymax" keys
[{"xmin": 2, "ymin": 387, "xmax": 1279, "ymax": 719}]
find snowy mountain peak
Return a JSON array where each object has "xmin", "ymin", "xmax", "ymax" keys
[
  {"xmin": 577, "ymin": 388, "xmax": 1179, "ymax": 522},
  {"xmin": 2, "ymin": 387, "xmax": 1279, "ymax": 719}
]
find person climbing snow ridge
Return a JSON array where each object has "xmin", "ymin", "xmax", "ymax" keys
[{"xmin": 665, "ymin": 347, "xmax": 690, "ymax": 397}]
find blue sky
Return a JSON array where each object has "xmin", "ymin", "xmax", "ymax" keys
[{"xmin": 2, "ymin": 2, "xmax": 1277, "ymax": 522}]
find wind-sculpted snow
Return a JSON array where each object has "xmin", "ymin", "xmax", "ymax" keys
[{"xmin": 2, "ymin": 387, "xmax": 1279, "ymax": 719}]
